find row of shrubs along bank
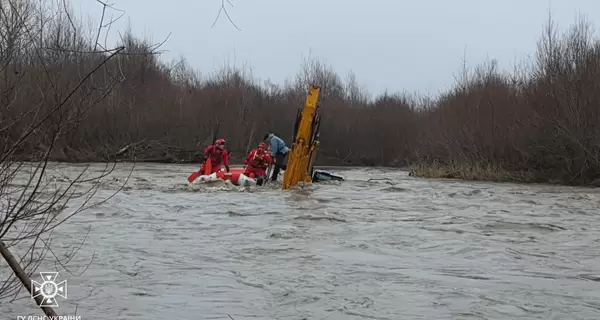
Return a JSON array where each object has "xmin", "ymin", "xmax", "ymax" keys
[{"xmin": 2, "ymin": 1, "xmax": 598, "ymax": 186}]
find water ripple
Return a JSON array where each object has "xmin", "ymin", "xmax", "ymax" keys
[{"xmin": 1, "ymin": 163, "xmax": 599, "ymax": 319}]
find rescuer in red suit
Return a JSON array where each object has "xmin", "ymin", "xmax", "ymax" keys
[
  {"xmin": 200, "ymin": 138, "xmax": 230, "ymax": 174},
  {"xmin": 243, "ymin": 142, "xmax": 273, "ymax": 178}
]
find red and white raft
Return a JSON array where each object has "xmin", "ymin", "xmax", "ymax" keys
[{"xmin": 191, "ymin": 167, "xmax": 261, "ymax": 187}]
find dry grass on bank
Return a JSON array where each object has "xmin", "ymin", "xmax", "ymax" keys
[{"xmin": 409, "ymin": 161, "xmax": 535, "ymax": 184}]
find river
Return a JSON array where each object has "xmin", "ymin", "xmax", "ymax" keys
[{"xmin": 1, "ymin": 162, "xmax": 599, "ymax": 320}]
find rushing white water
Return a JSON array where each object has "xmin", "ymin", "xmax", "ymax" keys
[{"xmin": 1, "ymin": 162, "xmax": 599, "ymax": 320}]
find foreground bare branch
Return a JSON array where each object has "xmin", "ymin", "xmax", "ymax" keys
[{"xmin": 0, "ymin": 0, "xmax": 168, "ymax": 316}]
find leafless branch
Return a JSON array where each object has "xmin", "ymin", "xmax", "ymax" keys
[
  {"xmin": 0, "ymin": 0, "xmax": 162, "ymax": 316},
  {"xmin": 211, "ymin": 0, "xmax": 241, "ymax": 31}
]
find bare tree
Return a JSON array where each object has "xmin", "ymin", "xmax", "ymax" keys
[{"xmin": 0, "ymin": 0, "xmax": 168, "ymax": 316}]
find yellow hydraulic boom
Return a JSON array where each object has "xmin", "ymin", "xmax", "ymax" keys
[{"xmin": 282, "ymin": 85, "xmax": 322, "ymax": 190}]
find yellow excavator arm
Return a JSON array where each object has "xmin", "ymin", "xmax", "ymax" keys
[{"xmin": 282, "ymin": 85, "xmax": 322, "ymax": 190}]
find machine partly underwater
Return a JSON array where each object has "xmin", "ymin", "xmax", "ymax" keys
[{"xmin": 188, "ymin": 85, "xmax": 345, "ymax": 188}]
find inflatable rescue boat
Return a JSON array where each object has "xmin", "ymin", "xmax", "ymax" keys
[
  {"xmin": 192, "ymin": 167, "xmax": 264, "ymax": 187},
  {"xmin": 191, "ymin": 167, "xmax": 343, "ymax": 187}
]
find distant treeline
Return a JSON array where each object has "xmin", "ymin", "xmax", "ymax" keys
[{"xmin": 1, "ymin": 0, "xmax": 599, "ymax": 185}]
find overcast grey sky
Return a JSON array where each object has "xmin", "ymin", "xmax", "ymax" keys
[{"xmin": 75, "ymin": 0, "xmax": 600, "ymax": 97}]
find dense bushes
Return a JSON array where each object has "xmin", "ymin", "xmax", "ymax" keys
[
  {"xmin": 411, "ymin": 18, "xmax": 600, "ymax": 186},
  {"xmin": 2, "ymin": 0, "xmax": 600, "ymax": 185}
]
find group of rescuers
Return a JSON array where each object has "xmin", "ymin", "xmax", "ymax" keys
[{"xmin": 198, "ymin": 132, "xmax": 290, "ymax": 182}]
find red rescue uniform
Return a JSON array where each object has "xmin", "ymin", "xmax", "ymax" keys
[
  {"xmin": 243, "ymin": 143, "xmax": 272, "ymax": 178},
  {"xmin": 200, "ymin": 139, "xmax": 230, "ymax": 174}
]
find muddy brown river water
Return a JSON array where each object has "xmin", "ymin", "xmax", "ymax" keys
[{"xmin": 1, "ymin": 162, "xmax": 599, "ymax": 320}]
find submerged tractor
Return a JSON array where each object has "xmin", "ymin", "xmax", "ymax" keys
[{"xmin": 282, "ymin": 85, "xmax": 344, "ymax": 190}]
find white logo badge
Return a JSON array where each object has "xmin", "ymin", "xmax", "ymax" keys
[{"xmin": 31, "ymin": 271, "xmax": 67, "ymax": 307}]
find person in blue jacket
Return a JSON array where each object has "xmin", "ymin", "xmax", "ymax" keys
[{"xmin": 263, "ymin": 132, "xmax": 290, "ymax": 181}]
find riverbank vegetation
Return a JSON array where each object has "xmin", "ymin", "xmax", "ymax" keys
[
  {"xmin": 2, "ymin": 1, "xmax": 600, "ymax": 186},
  {"xmin": 0, "ymin": 0, "xmax": 136, "ymax": 314}
]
